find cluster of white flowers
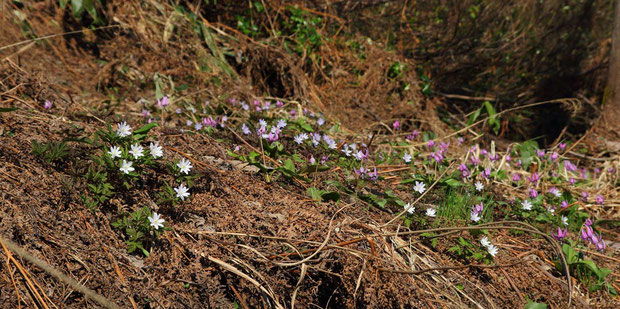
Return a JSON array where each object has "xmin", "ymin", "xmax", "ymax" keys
[{"xmin": 480, "ymin": 236, "xmax": 499, "ymax": 257}]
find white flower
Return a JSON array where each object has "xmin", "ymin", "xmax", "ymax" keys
[
  {"xmin": 293, "ymin": 133, "xmax": 305, "ymax": 144},
  {"xmin": 241, "ymin": 123, "xmax": 251, "ymax": 135},
  {"xmin": 317, "ymin": 118, "xmax": 325, "ymax": 126},
  {"xmin": 177, "ymin": 158, "xmax": 193, "ymax": 174},
  {"xmin": 119, "ymin": 160, "xmax": 134, "ymax": 174},
  {"xmin": 276, "ymin": 119, "xmax": 287, "ymax": 129},
  {"xmin": 426, "ymin": 208, "xmax": 436, "ymax": 217},
  {"xmin": 403, "ymin": 153, "xmax": 412, "ymax": 163},
  {"xmin": 413, "ymin": 181, "xmax": 426, "ymax": 194},
  {"xmin": 486, "ymin": 244, "xmax": 499, "ymax": 257},
  {"xmin": 470, "ymin": 211, "xmax": 481, "ymax": 222},
  {"xmin": 549, "ymin": 187, "xmax": 562, "ymax": 198},
  {"xmin": 148, "ymin": 212, "xmax": 165, "ymax": 230},
  {"xmin": 174, "ymin": 183, "xmax": 190, "ymax": 201},
  {"xmin": 149, "ymin": 142, "xmax": 163, "ymax": 158},
  {"xmin": 404, "ymin": 203, "xmax": 415, "ymax": 214},
  {"xmin": 475, "ymin": 181, "xmax": 484, "ymax": 191},
  {"xmin": 116, "ymin": 122, "xmax": 132, "ymax": 137},
  {"xmin": 521, "ymin": 200, "xmax": 533, "ymax": 211},
  {"xmin": 108, "ymin": 146, "xmax": 122, "ymax": 159},
  {"xmin": 547, "ymin": 207, "xmax": 555, "ymax": 215},
  {"xmin": 561, "ymin": 215, "xmax": 568, "ymax": 226},
  {"xmin": 353, "ymin": 150, "xmax": 364, "ymax": 161},
  {"xmin": 480, "ymin": 236, "xmax": 491, "ymax": 248},
  {"xmin": 129, "ymin": 143, "xmax": 144, "ymax": 159}
]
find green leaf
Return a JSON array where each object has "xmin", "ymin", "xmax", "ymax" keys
[
  {"xmin": 321, "ymin": 191, "xmax": 340, "ymax": 202},
  {"xmin": 524, "ymin": 302, "xmax": 547, "ymax": 309},
  {"xmin": 134, "ymin": 122, "xmax": 158, "ymax": 135},
  {"xmin": 483, "ymin": 101, "xmax": 500, "ymax": 135},
  {"xmin": 307, "ymin": 187, "xmax": 323, "ymax": 201},
  {"xmin": 443, "ymin": 178, "xmax": 462, "ymax": 188},
  {"xmin": 0, "ymin": 107, "xmax": 18, "ymax": 113},
  {"xmin": 467, "ymin": 107, "xmax": 482, "ymax": 126}
]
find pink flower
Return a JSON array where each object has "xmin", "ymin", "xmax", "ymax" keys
[
  {"xmin": 276, "ymin": 100, "xmax": 283, "ymax": 108},
  {"xmin": 528, "ymin": 172, "xmax": 540, "ymax": 183},
  {"xmin": 560, "ymin": 201, "xmax": 569, "ymax": 208},
  {"xmin": 552, "ymin": 227, "xmax": 567, "ymax": 241},
  {"xmin": 512, "ymin": 174, "xmax": 521, "ymax": 182},
  {"xmin": 536, "ymin": 149, "xmax": 545, "ymax": 159},
  {"xmin": 559, "ymin": 142, "xmax": 566, "ymax": 151},
  {"xmin": 529, "ymin": 188, "xmax": 538, "ymax": 198},
  {"xmin": 563, "ymin": 160, "xmax": 577, "ymax": 172},
  {"xmin": 44, "ymin": 100, "xmax": 52, "ymax": 109},
  {"xmin": 595, "ymin": 195, "xmax": 604, "ymax": 205},
  {"xmin": 393, "ymin": 120, "xmax": 401, "ymax": 131},
  {"xmin": 157, "ymin": 96, "xmax": 169, "ymax": 108}
]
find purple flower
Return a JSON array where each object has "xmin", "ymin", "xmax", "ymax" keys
[
  {"xmin": 290, "ymin": 109, "xmax": 296, "ymax": 117},
  {"xmin": 608, "ymin": 167, "xmax": 616, "ymax": 174},
  {"xmin": 480, "ymin": 149, "xmax": 488, "ymax": 157},
  {"xmin": 559, "ymin": 142, "xmax": 566, "ymax": 151},
  {"xmin": 529, "ymin": 188, "xmax": 538, "ymax": 198},
  {"xmin": 393, "ymin": 120, "xmax": 400, "ymax": 131},
  {"xmin": 552, "ymin": 227, "xmax": 568, "ymax": 241},
  {"xmin": 470, "ymin": 155, "xmax": 480, "ymax": 166},
  {"xmin": 515, "ymin": 159, "xmax": 522, "ymax": 167},
  {"xmin": 457, "ymin": 137, "xmax": 464, "ymax": 145},
  {"xmin": 560, "ymin": 201, "xmax": 569, "ymax": 209},
  {"xmin": 309, "ymin": 156, "xmax": 316, "ymax": 165},
  {"xmin": 549, "ymin": 152, "xmax": 559, "ymax": 162},
  {"xmin": 482, "ymin": 168, "xmax": 491, "ymax": 179},
  {"xmin": 241, "ymin": 103, "xmax": 249, "ymax": 111},
  {"xmin": 203, "ymin": 116, "xmax": 217, "ymax": 128},
  {"xmin": 459, "ymin": 164, "xmax": 470, "ymax": 178},
  {"xmin": 595, "ymin": 195, "xmax": 604, "ymax": 205},
  {"xmin": 320, "ymin": 155, "xmax": 329, "ymax": 165},
  {"xmin": 528, "ymin": 172, "xmax": 540, "ymax": 183},
  {"xmin": 157, "ymin": 96, "xmax": 169, "ymax": 108},
  {"xmin": 427, "ymin": 140, "xmax": 435, "ymax": 148},
  {"xmin": 276, "ymin": 100, "xmax": 283, "ymax": 108},
  {"xmin": 44, "ymin": 100, "xmax": 52, "ymax": 109},
  {"xmin": 367, "ymin": 167, "xmax": 378, "ymax": 182},
  {"xmin": 430, "ymin": 151, "xmax": 444, "ymax": 163},
  {"xmin": 563, "ymin": 160, "xmax": 577, "ymax": 172},
  {"xmin": 317, "ymin": 118, "xmax": 325, "ymax": 126},
  {"xmin": 473, "ymin": 203, "xmax": 484, "ymax": 215},
  {"xmin": 506, "ymin": 154, "xmax": 512, "ymax": 162},
  {"xmin": 253, "ymin": 100, "xmax": 261, "ymax": 107},
  {"xmin": 263, "ymin": 101, "xmax": 271, "ymax": 110},
  {"xmin": 536, "ymin": 149, "xmax": 545, "ymax": 159},
  {"xmin": 230, "ymin": 98, "xmax": 237, "ymax": 105},
  {"xmin": 579, "ymin": 168, "xmax": 588, "ymax": 180},
  {"xmin": 585, "ymin": 218, "xmax": 593, "ymax": 226},
  {"xmin": 569, "ymin": 177, "xmax": 576, "ymax": 185},
  {"xmin": 489, "ymin": 153, "xmax": 499, "ymax": 161},
  {"xmin": 581, "ymin": 191, "xmax": 589, "ymax": 202},
  {"xmin": 548, "ymin": 187, "xmax": 561, "ymax": 198},
  {"xmin": 141, "ymin": 109, "xmax": 150, "ymax": 118},
  {"xmin": 512, "ymin": 173, "xmax": 521, "ymax": 182}
]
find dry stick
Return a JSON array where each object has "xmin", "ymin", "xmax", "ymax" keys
[
  {"xmin": 392, "ymin": 98, "xmax": 577, "ymax": 147},
  {"xmin": 208, "ymin": 256, "xmax": 285, "ymax": 309},
  {"xmin": 381, "ymin": 161, "xmax": 456, "ymax": 227},
  {"xmin": 378, "ymin": 261, "xmax": 522, "ymax": 275},
  {"xmin": 1, "ymin": 241, "xmax": 50, "ymax": 309},
  {"xmin": 0, "ymin": 236, "xmax": 120, "ymax": 309},
  {"xmin": 0, "ymin": 25, "xmax": 120, "ymax": 52}
]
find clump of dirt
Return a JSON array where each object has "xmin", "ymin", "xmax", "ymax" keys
[{"xmin": 0, "ymin": 1, "xmax": 617, "ymax": 308}]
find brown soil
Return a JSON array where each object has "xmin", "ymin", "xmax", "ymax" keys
[{"xmin": 0, "ymin": 1, "xmax": 618, "ymax": 308}]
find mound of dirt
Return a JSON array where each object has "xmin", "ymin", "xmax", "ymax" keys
[{"xmin": 0, "ymin": 1, "xmax": 617, "ymax": 308}]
